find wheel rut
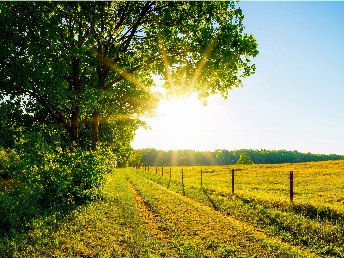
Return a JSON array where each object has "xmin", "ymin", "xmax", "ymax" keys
[
  {"xmin": 146, "ymin": 178, "xmax": 322, "ymax": 258},
  {"xmin": 127, "ymin": 180, "xmax": 179, "ymax": 257}
]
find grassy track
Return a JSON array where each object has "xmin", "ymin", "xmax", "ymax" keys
[
  {"xmin": 1, "ymin": 172, "xmax": 156, "ymax": 257},
  {"xmin": 128, "ymin": 169, "xmax": 318, "ymax": 257},
  {"xmin": 1, "ymin": 161, "xmax": 343, "ymax": 257}
]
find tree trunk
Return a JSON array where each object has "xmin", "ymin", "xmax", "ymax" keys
[
  {"xmin": 91, "ymin": 110, "xmax": 100, "ymax": 151},
  {"xmin": 91, "ymin": 48, "xmax": 107, "ymax": 151},
  {"xmin": 70, "ymin": 58, "xmax": 81, "ymax": 149},
  {"xmin": 70, "ymin": 110, "xmax": 79, "ymax": 148}
]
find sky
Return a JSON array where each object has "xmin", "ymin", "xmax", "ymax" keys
[{"xmin": 132, "ymin": 1, "xmax": 344, "ymax": 155}]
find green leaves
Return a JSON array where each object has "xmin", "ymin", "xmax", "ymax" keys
[
  {"xmin": 17, "ymin": 143, "xmax": 112, "ymax": 206},
  {"xmin": 0, "ymin": 1, "xmax": 258, "ymax": 158},
  {"xmin": 236, "ymin": 151, "xmax": 254, "ymax": 165}
]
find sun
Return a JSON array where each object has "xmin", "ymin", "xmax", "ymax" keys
[
  {"xmin": 157, "ymin": 96, "xmax": 206, "ymax": 130},
  {"xmin": 132, "ymin": 94, "xmax": 228, "ymax": 151}
]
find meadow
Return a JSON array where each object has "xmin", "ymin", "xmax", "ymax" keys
[
  {"xmin": 142, "ymin": 160, "xmax": 344, "ymax": 212},
  {"xmin": 1, "ymin": 160, "xmax": 343, "ymax": 257}
]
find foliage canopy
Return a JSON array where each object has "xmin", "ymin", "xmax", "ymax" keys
[{"xmin": 0, "ymin": 1, "xmax": 258, "ymax": 153}]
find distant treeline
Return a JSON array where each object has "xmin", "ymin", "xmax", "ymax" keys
[{"xmin": 137, "ymin": 149, "xmax": 343, "ymax": 166}]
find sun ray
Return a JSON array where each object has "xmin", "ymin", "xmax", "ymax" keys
[
  {"xmin": 190, "ymin": 38, "xmax": 217, "ymax": 88},
  {"xmin": 171, "ymin": 150, "xmax": 178, "ymax": 166},
  {"xmin": 105, "ymin": 58, "xmax": 151, "ymax": 94},
  {"xmin": 158, "ymin": 35, "xmax": 176, "ymax": 96}
]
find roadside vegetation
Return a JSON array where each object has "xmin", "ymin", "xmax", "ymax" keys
[{"xmin": 0, "ymin": 171, "xmax": 150, "ymax": 257}]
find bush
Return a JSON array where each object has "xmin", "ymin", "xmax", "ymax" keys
[
  {"xmin": 0, "ymin": 187, "xmax": 40, "ymax": 235},
  {"xmin": 17, "ymin": 146, "xmax": 116, "ymax": 207},
  {"xmin": 0, "ymin": 133, "xmax": 117, "ymax": 236},
  {"xmin": 0, "ymin": 148, "xmax": 19, "ymax": 178}
]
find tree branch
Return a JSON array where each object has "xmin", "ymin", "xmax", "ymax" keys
[
  {"xmin": 27, "ymin": 90, "xmax": 70, "ymax": 131},
  {"xmin": 119, "ymin": 2, "xmax": 154, "ymax": 53},
  {"xmin": 105, "ymin": 63, "xmax": 144, "ymax": 89}
]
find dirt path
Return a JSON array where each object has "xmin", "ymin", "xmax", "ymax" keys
[
  {"xmin": 129, "ymin": 173, "xmax": 321, "ymax": 258},
  {"xmin": 152, "ymin": 180, "xmax": 322, "ymax": 258},
  {"xmin": 128, "ymin": 181, "xmax": 180, "ymax": 257}
]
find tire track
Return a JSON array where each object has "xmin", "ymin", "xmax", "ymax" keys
[
  {"xmin": 127, "ymin": 180, "xmax": 180, "ymax": 257},
  {"xmin": 144, "ymin": 177, "xmax": 322, "ymax": 258}
]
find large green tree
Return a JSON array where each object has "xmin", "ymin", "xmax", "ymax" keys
[{"xmin": 0, "ymin": 1, "xmax": 258, "ymax": 156}]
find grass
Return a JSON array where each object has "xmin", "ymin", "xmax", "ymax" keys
[
  {"xmin": 0, "ymin": 172, "xmax": 154, "ymax": 257},
  {"xmin": 1, "ymin": 160, "xmax": 343, "ymax": 257},
  {"xmin": 127, "ymin": 169, "xmax": 313, "ymax": 257},
  {"xmin": 145, "ymin": 160, "xmax": 344, "ymax": 212},
  {"xmin": 140, "ymin": 160, "xmax": 344, "ymax": 257}
]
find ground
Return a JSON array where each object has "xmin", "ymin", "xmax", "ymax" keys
[{"xmin": 1, "ymin": 161, "xmax": 344, "ymax": 257}]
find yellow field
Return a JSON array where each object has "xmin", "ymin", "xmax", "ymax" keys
[{"xmin": 143, "ymin": 160, "xmax": 344, "ymax": 213}]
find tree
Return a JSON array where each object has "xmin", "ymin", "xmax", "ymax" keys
[
  {"xmin": 0, "ymin": 2, "xmax": 258, "ymax": 156},
  {"xmin": 236, "ymin": 151, "xmax": 254, "ymax": 165}
]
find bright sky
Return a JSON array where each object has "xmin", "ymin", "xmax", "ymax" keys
[{"xmin": 132, "ymin": 1, "xmax": 344, "ymax": 155}]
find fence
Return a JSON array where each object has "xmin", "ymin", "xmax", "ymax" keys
[{"xmin": 137, "ymin": 166, "xmax": 295, "ymax": 202}]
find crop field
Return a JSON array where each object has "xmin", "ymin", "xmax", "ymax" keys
[{"xmin": 1, "ymin": 160, "xmax": 344, "ymax": 257}]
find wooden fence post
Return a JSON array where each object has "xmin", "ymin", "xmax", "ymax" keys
[
  {"xmin": 182, "ymin": 169, "xmax": 184, "ymax": 186},
  {"xmin": 290, "ymin": 171, "xmax": 294, "ymax": 202},
  {"xmin": 148, "ymin": 166, "xmax": 150, "ymax": 172},
  {"xmin": 201, "ymin": 169, "xmax": 203, "ymax": 187},
  {"xmin": 162, "ymin": 167, "xmax": 164, "ymax": 176},
  {"xmin": 169, "ymin": 168, "xmax": 172, "ymax": 180},
  {"xmin": 156, "ymin": 166, "xmax": 157, "ymax": 174},
  {"xmin": 231, "ymin": 169, "xmax": 235, "ymax": 195}
]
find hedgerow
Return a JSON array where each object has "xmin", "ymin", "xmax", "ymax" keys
[{"xmin": 0, "ymin": 137, "xmax": 117, "ymax": 236}]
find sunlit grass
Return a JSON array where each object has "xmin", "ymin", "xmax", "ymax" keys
[
  {"xmin": 2, "ymin": 161, "xmax": 343, "ymax": 257},
  {"xmin": 143, "ymin": 160, "xmax": 344, "ymax": 213},
  {"xmin": 138, "ymin": 160, "xmax": 344, "ymax": 256},
  {"xmin": 0, "ymin": 172, "xmax": 153, "ymax": 257},
  {"xmin": 127, "ymin": 169, "xmax": 309, "ymax": 257}
]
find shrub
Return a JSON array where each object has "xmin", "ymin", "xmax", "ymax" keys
[
  {"xmin": 0, "ymin": 133, "xmax": 117, "ymax": 236},
  {"xmin": 0, "ymin": 187, "xmax": 39, "ymax": 235},
  {"xmin": 0, "ymin": 148, "xmax": 19, "ymax": 178},
  {"xmin": 17, "ymin": 146, "xmax": 116, "ymax": 207}
]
